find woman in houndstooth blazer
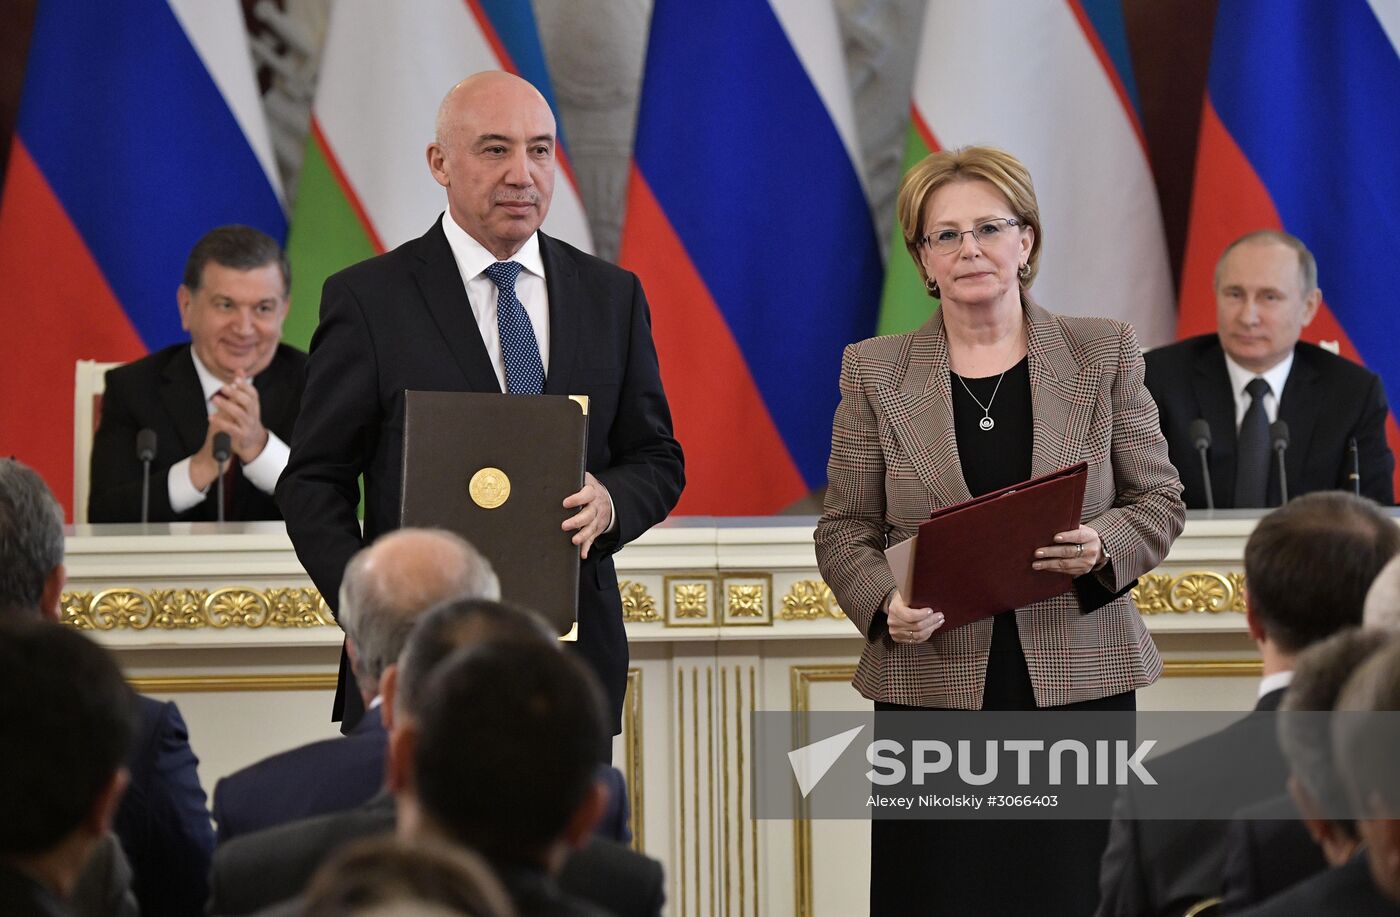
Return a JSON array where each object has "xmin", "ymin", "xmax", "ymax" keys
[{"xmin": 814, "ymin": 146, "xmax": 1185, "ymax": 916}]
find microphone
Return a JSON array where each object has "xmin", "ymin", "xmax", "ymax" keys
[
  {"xmin": 1189, "ymin": 419, "xmax": 1215, "ymax": 512},
  {"xmin": 1270, "ymin": 421, "xmax": 1290, "ymax": 504},
  {"xmin": 1350, "ymin": 437, "xmax": 1361, "ymax": 496},
  {"xmin": 136, "ymin": 429, "xmax": 157, "ymax": 525},
  {"xmin": 213, "ymin": 432, "xmax": 232, "ymax": 524}
]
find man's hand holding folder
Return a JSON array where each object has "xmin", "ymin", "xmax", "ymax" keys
[{"xmin": 883, "ymin": 462, "xmax": 1093, "ymax": 641}]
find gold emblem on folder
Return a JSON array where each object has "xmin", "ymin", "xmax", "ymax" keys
[{"xmin": 468, "ymin": 467, "xmax": 511, "ymax": 509}]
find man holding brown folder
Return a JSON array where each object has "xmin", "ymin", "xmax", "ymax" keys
[{"xmin": 277, "ymin": 71, "xmax": 684, "ymax": 735}]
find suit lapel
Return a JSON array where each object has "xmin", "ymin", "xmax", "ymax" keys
[
  {"xmin": 410, "ymin": 219, "xmax": 502, "ymax": 394},
  {"xmin": 161, "ymin": 348, "xmax": 210, "ymax": 456},
  {"xmin": 1024, "ymin": 301, "xmax": 1088, "ymax": 477},
  {"xmin": 1194, "ymin": 342, "xmax": 1239, "ymax": 507},
  {"xmin": 1276, "ymin": 348, "xmax": 1318, "ymax": 501},
  {"xmin": 539, "ymin": 232, "xmax": 578, "ymax": 397},
  {"xmin": 882, "ymin": 310, "xmax": 970, "ymax": 507}
]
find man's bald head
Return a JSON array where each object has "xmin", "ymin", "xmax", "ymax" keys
[
  {"xmin": 1365, "ymin": 555, "xmax": 1400, "ymax": 632},
  {"xmin": 426, "ymin": 70, "xmax": 556, "ymax": 260},
  {"xmin": 338, "ymin": 529, "xmax": 499, "ymax": 701}
]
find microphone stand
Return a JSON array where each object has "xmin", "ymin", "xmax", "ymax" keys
[
  {"xmin": 1195, "ymin": 445, "xmax": 1215, "ymax": 513},
  {"xmin": 140, "ymin": 457, "xmax": 151, "ymax": 524}
]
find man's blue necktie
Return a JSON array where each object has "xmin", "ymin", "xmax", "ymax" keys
[{"xmin": 483, "ymin": 260, "xmax": 545, "ymax": 395}]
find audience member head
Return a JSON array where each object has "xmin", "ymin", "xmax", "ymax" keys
[
  {"xmin": 177, "ymin": 224, "xmax": 291, "ymax": 383},
  {"xmin": 1243, "ymin": 491, "xmax": 1400, "ymax": 658},
  {"xmin": 391, "ymin": 641, "xmax": 608, "ymax": 875},
  {"xmin": 0, "ymin": 622, "xmax": 136, "ymax": 897},
  {"xmin": 387, "ymin": 597, "xmax": 553, "ymax": 728},
  {"xmin": 1212, "ymin": 229, "xmax": 1320, "ymax": 374},
  {"xmin": 1333, "ymin": 637, "xmax": 1400, "ymax": 902},
  {"xmin": 1364, "ymin": 555, "xmax": 1400, "ymax": 632},
  {"xmin": 300, "ymin": 835, "xmax": 515, "ymax": 917},
  {"xmin": 0, "ymin": 458, "xmax": 67, "ymax": 622},
  {"xmin": 1278, "ymin": 627, "xmax": 1393, "ymax": 865},
  {"xmin": 339, "ymin": 529, "xmax": 500, "ymax": 706},
  {"xmin": 426, "ymin": 71, "xmax": 556, "ymax": 261}
]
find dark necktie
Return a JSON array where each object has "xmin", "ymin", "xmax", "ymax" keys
[
  {"xmin": 1233, "ymin": 377, "xmax": 1271, "ymax": 508},
  {"xmin": 483, "ymin": 260, "xmax": 545, "ymax": 395}
]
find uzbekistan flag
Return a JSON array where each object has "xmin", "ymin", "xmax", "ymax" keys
[
  {"xmin": 1178, "ymin": 0, "xmax": 1400, "ymax": 493},
  {"xmin": 877, "ymin": 0, "xmax": 1174, "ymax": 348},
  {"xmin": 0, "ymin": 0, "xmax": 285, "ymax": 516},
  {"xmin": 620, "ymin": 0, "xmax": 882, "ymax": 515},
  {"xmin": 283, "ymin": 0, "xmax": 593, "ymax": 350}
]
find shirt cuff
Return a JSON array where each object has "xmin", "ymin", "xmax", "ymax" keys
[
  {"xmin": 241, "ymin": 431, "xmax": 290, "ymax": 495},
  {"xmin": 167, "ymin": 457, "xmax": 209, "ymax": 513}
]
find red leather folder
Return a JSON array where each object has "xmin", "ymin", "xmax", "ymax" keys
[{"xmin": 887, "ymin": 462, "xmax": 1088, "ymax": 631}]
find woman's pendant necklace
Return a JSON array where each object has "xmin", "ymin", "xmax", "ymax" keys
[{"xmin": 954, "ymin": 369, "xmax": 1007, "ymax": 433}]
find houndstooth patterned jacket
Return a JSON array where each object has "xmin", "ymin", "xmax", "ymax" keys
[{"xmin": 815, "ymin": 300, "xmax": 1185, "ymax": 709}]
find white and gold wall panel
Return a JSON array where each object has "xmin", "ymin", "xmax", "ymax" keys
[{"xmin": 63, "ymin": 513, "xmax": 1271, "ymax": 916}]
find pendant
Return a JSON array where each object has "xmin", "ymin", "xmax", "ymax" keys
[{"xmin": 979, "ymin": 415, "xmax": 995, "ymax": 432}]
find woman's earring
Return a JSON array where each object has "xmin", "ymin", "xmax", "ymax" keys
[
  {"xmin": 1018, "ymin": 263, "xmax": 1031, "ymax": 281},
  {"xmin": 925, "ymin": 276, "xmax": 940, "ymax": 298}
]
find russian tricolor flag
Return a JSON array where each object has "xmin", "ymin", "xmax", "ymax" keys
[
  {"xmin": 0, "ymin": 0, "xmax": 285, "ymax": 516},
  {"xmin": 1178, "ymin": 0, "xmax": 1400, "ymax": 494},
  {"xmin": 282, "ymin": 0, "xmax": 593, "ymax": 350},
  {"xmin": 620, "ymin": 0, "xmax": 882, "ymax": 515}
]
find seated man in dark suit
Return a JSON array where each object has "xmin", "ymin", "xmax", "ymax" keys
[
  {"xmin": 1096, "ymin": 491, "xmax": 1400, "ymax": 917},
  {"xmin": 213, "ymin": 528, "xmax": 499, "ymax": 842},
  {"xmin": 0, "ymin": 458, "xmax": 213, "ymax": 917},
  {"xmin": 1145, "ymin": 229, "xmax": 1394, "ymax": 509},
  {"xmin": 1235, "ymin": 635, "xmax": 1400, "ymax": 915},
  {"xmin": 0, "ymin": 622, "xmax": 136, "ymax": 917},
  {"xmin": 89, "ymin": 225, "xmax": 306, "ymax": 522},
  {"xmin": 1223, "ymin": 628, "xmax": 1392, "ymax": 910},
  {"xmin": 208, "ymin": 598, "xmax": 664, "ymax": 917}
]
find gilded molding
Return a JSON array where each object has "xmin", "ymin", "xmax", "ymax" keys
[
  {"xmin": 674, "ymin": 583, "xmax": 709, "ymax": 617},
  {"xmin": 128, "ymin": 673, "xmax": 338, "ymax": 693},
  {"xmin": 1133, "ymin": 571, "xmax": 1246, "ymax": 615},
  {"xmin": 62, "ymin": 587, "xmax": 335, "ymax": 630},
  {"xmin": 619, "ymin": 580, "xmax": 659, "ymax": 623},
  {"xmin": 727, "ymin": 584, "xmax": 766, "ymax": 617},
  {"xmin": 780, "ymin": 579, "xmax": 844, "ymax": 620},
  {"xmin": 790, "ymin": 665, "xmax": 859, "ymax": 917},
  {"xmin": 622, "ymin": 668, "xmax": 645, "ymax": 853}
]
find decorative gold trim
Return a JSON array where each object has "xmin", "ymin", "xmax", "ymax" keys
[
  {"xmin": 721, "ymin": 667, "xmax": 732, "ymax": 917},
  {"xmin": 723, "ymin": 572, "xmax": 774, "ymax": 626},
  {"xmin": 691, "ymin": 668, "xmax": 701, "ymax": 917},
  {"xmin": 707, "ymin": 667, "xmax": 716, "ymax": 917},
  {"xmin": 619, "ymin": 580, "xmax": 659, "ymax": 623},
  {"xmin": 676, "ymin": 668, "xmax": 687, "ymax": 917},
  {"xmin": 62, "ymin": 587, "xmax": 335, "ymax": 630},
  {"xmin": 749, "ymin": 665, "xmax": 759, "ymax": 917},
  {"xmin": 790, "ymin": 664, "xmax": 858, "ymax": 917},
  {"xmin": 780, "ymin": 579, "xmax": 845, "ymax": 620},
  {"xmin": 1162, "ymin": 659, "xmax": 1261, "ymax": 678},
  {"xmin": 623, "ymin": 668, "xmax": 645, "ymax": 853},
  {"xmin": 128, "ymin": 673, "xmax": 338, "ymax": 693},
  {"xmin": 1133, "ymin": 571, "xmax": 1246, "ymax": 615},
  {"xmin": 665, "ymin": 574, "xmax": 718, "ymax": 627}
]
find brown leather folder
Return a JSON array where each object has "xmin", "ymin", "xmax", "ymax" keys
[
  {"xmin": 400, "ymin": 391, "xmax": 588, "ymax": 636},
  {"xmin": 887, "ymin": 462, "xmax": 1088, "ymax": 631}
]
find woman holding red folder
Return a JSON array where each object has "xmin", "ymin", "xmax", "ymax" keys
[{"xmin": 815, "ymin": 145, "xmax": 1185, "ymax": 916}]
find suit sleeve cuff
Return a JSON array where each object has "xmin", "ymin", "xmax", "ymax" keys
[
  {"xmin": 241, "ymin": 431, "xmax": 289, "ymax": 495},
  {"xmin": 168, "ymin": 458, "xmax": 209, "ymax": 513}
]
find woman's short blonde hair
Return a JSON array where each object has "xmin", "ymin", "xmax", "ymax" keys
[{"xmin": 895, "ymin": 145, "xmax": 1043, "ymax": 289}]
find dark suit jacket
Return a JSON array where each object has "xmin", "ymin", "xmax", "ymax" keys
[
  {"xmin": 1143, "ymin": 334, "xmax": 1394, "ymax": 508},
  {"xmin": 815, "ymin": 301, "xmax": 1184, "ymax": 709},
  {"xmin": 212, "ymin": 706, "xmax": 385, "ymax": 844},
  {"xmin": 1096, "ymin": 688, "xmax": 1290, "ymax": 917},
  {"xmin": 114, "ymin": 696, "xmax": 214, "ymax": 917},
  {"xmin": 89, "ymin": 343, "xmax": 306, "ymax": 522},
  {"xmin": 276, "ymin": 220, "xmax": 684, "ymax": 731},
  {"xmin": 1221, "ymin": 793, "xmax": 1328, "ymax": 911},
  {"xmin": 206, "ymin": 794, "xmax": 664, "ymax": 917},
  {"xmin": 1234, "ymin": 851, "xmax": 1399, "ymax": 916}
]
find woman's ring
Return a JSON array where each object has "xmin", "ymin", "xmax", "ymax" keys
[{"xmin": 1074, "ymin": 543, "xmax": 1084, "ymax": 558}]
